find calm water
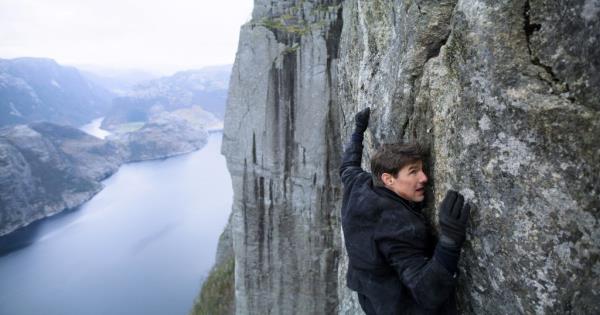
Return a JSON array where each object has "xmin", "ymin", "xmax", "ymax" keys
[
  {"xmin": 80, "ymin": 117, "xmax": 111, "ymax": 139},
  {"xmin": 0, "ymin": 132, "xmax": 232, "ymax": 315}
]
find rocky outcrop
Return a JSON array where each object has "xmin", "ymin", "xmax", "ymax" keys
[
  {"xmin": 0, "ymin": 123, "xmax": 122, "ymax": 236},
  {"xmin": 110, "ymin": 110, "xmax": 209, "ymax": 162},
  {"xmin": 220, "ymin": 0, "xmax": 599, "ymax": 314},
  {"xmin": 0, "ymin": 116, "xmax": 209, "ymax": 236},
  {"xmin": 0, "ymin": 58, "xmax": 113, "ymax": 127}
]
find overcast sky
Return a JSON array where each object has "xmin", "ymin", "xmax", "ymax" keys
[{"xmin": 0, "ymin": 0, "xmax": 254, "ymax": 74}]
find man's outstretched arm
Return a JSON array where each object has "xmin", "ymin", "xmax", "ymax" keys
[{"xmin": 340, "ymin": 107, "xmax": 370, "ymax": 186}]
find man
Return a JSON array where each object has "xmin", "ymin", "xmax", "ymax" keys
[{"xmin": 340, "ymin": 107, "xmax": 470, "ymax": 315}]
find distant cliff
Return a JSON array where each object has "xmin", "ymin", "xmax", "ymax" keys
[
  {"xmin": 109, "ymin": 108, "xmax": 211, "ymax": 162},
  {"xmin": 216, "ymin": 0, "xmax": 599, "ymax": 314},
  {"xmin": 0, "ymin": 115, "xmax": 209, "ymax": 236},
  {"xmin": 0, "ymin": 122, "xmax": 121, "ymax": 236},
  {"xmin": 102, "ymin": 65, "xmax": 230, "ymax": 130},
  {"xmin": 0, "ymin": 58, "xmax": 113, "ymax": 127}
]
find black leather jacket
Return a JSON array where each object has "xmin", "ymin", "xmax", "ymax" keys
[{"xmin": 340, "ymin": 136, "xmax": 458, "ymax": 315}]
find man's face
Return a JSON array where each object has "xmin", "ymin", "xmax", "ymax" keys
[{"xmin": 383, "ymin": 160, "xmax": 428, "ymax": 202}]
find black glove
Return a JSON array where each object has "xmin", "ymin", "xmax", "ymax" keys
[
  {"xmin": 438, "ymin": 190, "xmax": 470, "ymax": 250},
  {"xmin": 354, "ymin": 107, "xmax": 370, "ymax": 134}
]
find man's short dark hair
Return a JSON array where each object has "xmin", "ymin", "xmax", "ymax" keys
[{"xmin": 371, "ymin": 143, "xmax": 425, "ymax": 187}]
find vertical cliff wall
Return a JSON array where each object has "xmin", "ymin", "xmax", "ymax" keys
[
  {"xmin": 222, "ymin": 1, "xmax": 344, "ymax": 313},
  {"xmin": 221, "ymin": 0, "xmax": 599, "ymax": 314}
]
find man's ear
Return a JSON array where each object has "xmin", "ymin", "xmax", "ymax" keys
[{"xmin": 381, "ymin": 173, "xmax": 394, "ymax": 186}]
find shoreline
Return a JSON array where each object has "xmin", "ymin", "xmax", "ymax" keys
[{"xmin": 0, "ymin": 132, "xmax": 220, "ymax": 239}]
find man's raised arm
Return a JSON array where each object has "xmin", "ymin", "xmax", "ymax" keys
[{"xmin": 340, "ymin": 107, "xmax": 370, "ymax": 186}]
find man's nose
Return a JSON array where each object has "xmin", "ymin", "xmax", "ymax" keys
[{"xmin": 419, "ymin": 171, "xmax": 428, "ymax": 183}]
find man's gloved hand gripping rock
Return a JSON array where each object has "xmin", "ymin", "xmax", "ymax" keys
[
  {"xmin": 439, "ymin": 190, "xmax": 471, "ymax": 250},
  {"xmin": 354, "ymin": 107, "xmax": 370, "ymax": 133},
  {"xmin": 351, "ymin": 107, "xmax": 370, "ymax": 143},
  {"xmin": 434, "ymin": 190, "xmax": 471, "ymax": 274},
  {"xmin": 341, "ymin": 107, "xmax": 370, "ymax": 193}
]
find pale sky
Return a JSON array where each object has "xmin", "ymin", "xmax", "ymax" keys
[{"xmin": 0, "ymin": 0, "xmax": 254, "ymax": 74}]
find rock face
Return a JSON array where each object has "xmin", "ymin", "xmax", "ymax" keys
[
  {"xmin": 220, "ymin": 0, "xmax": 599, "ymax": 314},
  {"xmin": 0, "ymin": 58, "xmax": 113, "ymax": 127},
  {"xmin": 222, "ymin": 1, "xmax": 343, "ymax": 314}
]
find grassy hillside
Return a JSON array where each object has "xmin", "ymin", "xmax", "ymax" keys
[{"xmin": 189, "ymin": 257, "xmax": 235, "ymax": 315}]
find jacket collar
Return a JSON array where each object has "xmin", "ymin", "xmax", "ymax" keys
[{"xmin": 373, "ymin": 185, "xmax": 424, "ymax": 212}]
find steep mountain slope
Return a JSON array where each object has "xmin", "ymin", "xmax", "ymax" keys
[
  {"xmin": 0, "ymin": 58, "xmax": 113, "ymax": 126},
  {"xmin": 0, "ymin": 122, "xmax": 122, "ymax": 236}
]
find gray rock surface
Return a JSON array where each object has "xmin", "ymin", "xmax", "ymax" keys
[
  {"xmin": 220, "ymin": 0, "xmax": 599, "ymax": 314},
  {"xmin": 222, "ymin": 1, "xmax": 343, "ymax": 313}
]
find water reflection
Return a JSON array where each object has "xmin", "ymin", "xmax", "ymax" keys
[{"xmin": 0, "ymin": 207, "xmax": 86, "ymax": 256}]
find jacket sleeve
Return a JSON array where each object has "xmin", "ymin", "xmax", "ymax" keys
[
  {"xmin": 339, "ymin": 132, "xmax": 367, "ymax": 187},
  {"xmin": 375, "ymin": 211, "xmax": 457, "ymax": 310}
]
